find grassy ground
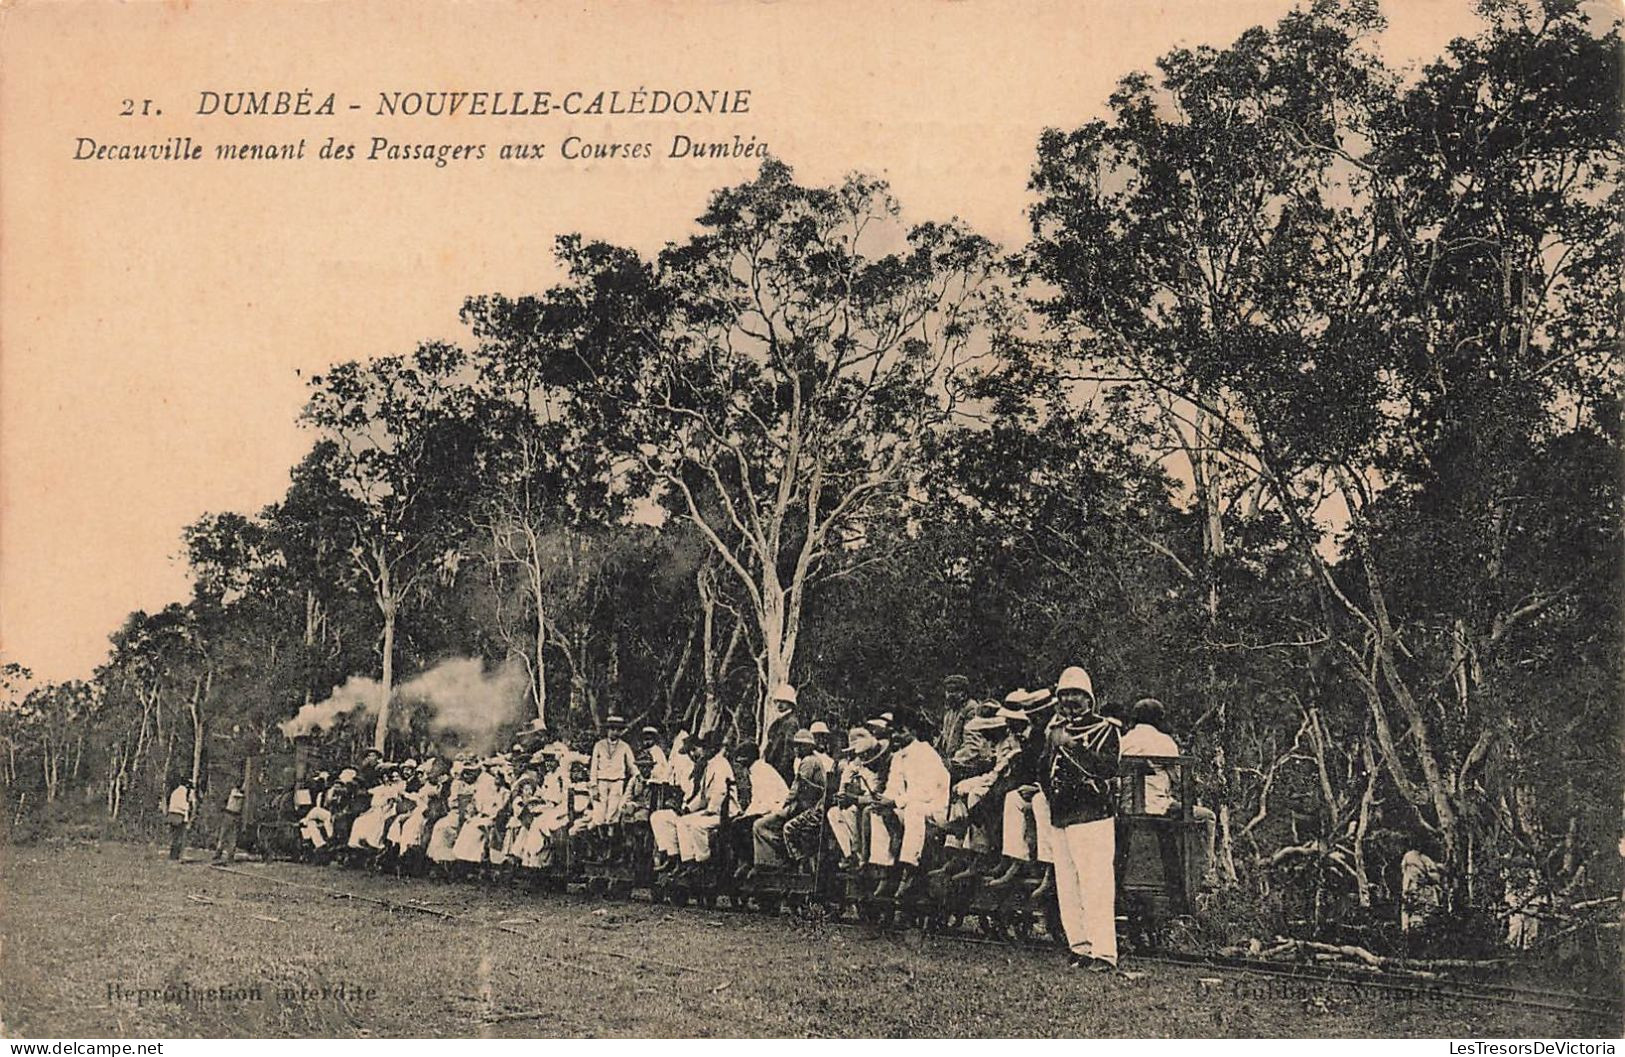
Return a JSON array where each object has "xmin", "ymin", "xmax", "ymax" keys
[{"xmin": 0, "ymin": 840, "xmax": 1615, "ymax": 1038}]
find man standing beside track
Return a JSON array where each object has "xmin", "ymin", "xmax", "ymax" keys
[
  {"xmin": 588, "ymin": 715, "xmax": 640, "ymax": 831},
  {"xmin": 1041, "ymin": 665, "xmax": 1123, "ymax": 972},
  {"xmin": 761, "ymin": 685, "xmax": 801, "ymax": 780},
  {"xmin": 165, "ymin": 776, "xmax": 194, "ymax": 861}
]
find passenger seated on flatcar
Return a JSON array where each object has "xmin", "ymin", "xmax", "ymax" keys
[
  {"xmin": 296, "ymin": 770, "xmax": 336, "ymax": 859},
  {"xmin": 450, "ymin": 760, "xmax": 512, "ymax": 877},
  {"xmin": 663, "ymin": 730, "xmax": 697, "ymax": 806},
  {"xmin": 750, "ymin": 729, "xmax": 831, "ymax": 872},
  {"xmin": 1119, "ymin": 698, "xmax": 1178, "ymax": 814},
  {"xmin": 866, "ymin": 708, "xmax": 950, "ymax": 901},
  {"xmin": 728, "ymin": 742, "xmax": 789, "ymax": 879},
  {"xmin": 987, "ymin": 689, "xmax": 1058, "ymax": 899},
  {"xmin": 426, "ymin": 762, "xmax": 479, "ymax": 874},
  {"xmin": 639, "ymin": 726, "xmax": 680, "ymax": 811},
  {"xmin": 1119, "ymin": 697, "xmax": 1215, "ymax": 880},
  {"xmin": 393, "ymin": 763, "xmax": 445, "ymax": 874},
  {"xmin": 347, "ymin": 764, "xmax": 407, "ymax": 860},
  {"xmin": 326, "ymin": 769, "xmax": 364, "ymax": 853},
  {"xmin": 650, "ymin": 730, "xmax": 737, "ymax": 875},
  {"xmin": 511, "ymin": 751, "xmax": 571, "ymax": 868},
  {"xmin": 381, "ymin": 760, "xmax": 424, "ymax": 856},
  {"xmin": 499, "ymin": 771, "xmax": 540, "ymax": 871},
  {"xmin": 828, "ymin": 727, "xmax": 887, "ymax": 869},
  {"xmin": 936, "ymin": 701, "xmax": 1032, "ymax": 883}
]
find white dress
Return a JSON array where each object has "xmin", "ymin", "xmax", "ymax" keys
[
  {"xmin": 451, "ymin": 781, "xmax": 508, "ymax": 863},
  {"xmin": 427, "ymin": 781, "xmax": 471, "ymax": 863},
  {"xmin": 348, "ymin": 781, "xmax": 403, "ymax": 849}
]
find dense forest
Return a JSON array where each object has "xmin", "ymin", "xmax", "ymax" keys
[{"xmin": 3, "ymin": 1, "xmax": 1619, "ymax": 955}]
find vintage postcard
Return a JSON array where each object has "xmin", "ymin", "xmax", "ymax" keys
[{"xmin": 0, "ymin": 0, "xmax": 1619, "ymax": 1044}]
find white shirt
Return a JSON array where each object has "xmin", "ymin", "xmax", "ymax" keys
[
  {"xmin": 1120, "ymin": 723, "xmax": 1180, "ymax": 815},
  {"xmin": 590, "ymin": 738, "xmax": 639, "ymax": 783},
  {"xmin": 744, "ymin": 759, "xmax": 790, "ymax": 816},
  {"xmin": 882, "ymin": 740, "xmax": 950, "ymax": 815},
  {"xmin": 686, "ymin": 755, "xmax": 737, "ymax": 815},
  {"xmin": 668, "ymin": 751, "xmax": 696, "ymax": 798},
  {"xmin": 166, "ymin": 785, "xmax": 192, "ymax": 819}
]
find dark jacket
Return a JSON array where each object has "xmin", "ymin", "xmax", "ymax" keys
[
  {"xmin": 762, "ymin": 713, "xmax": 799, "ymax": 781},
  {"xmin": 1039, "ymin": 713, "xmax": 1122, "ymax": 828}
]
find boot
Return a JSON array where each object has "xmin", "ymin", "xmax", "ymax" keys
[
  {"xmin": 895, "ymin": 864, "xmax": 929, "ymax": 902},
  {"xmin": 927, "ymin": 852, "xmax": 961, "ymax": 880},
  {"xmin": 986, "ymin": 859, "xmax": 1025, "ymax": 889},
  {"xmin": 1030, "ymin": 865, "xmax": 1055, "ymax": 902},
  {"xmin": 948, "ymin": 853, "xmax": 989, "ymax": 883}
]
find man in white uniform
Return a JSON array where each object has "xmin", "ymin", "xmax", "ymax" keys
[
  {"xmin": 868, "ymin": 709, "xmax": 950, "ymax": 900},
  {"xmin": 650, "ymin": 731, "xmax": 737, "ymax": 870},
  {"xmin": 588, "ymin": 715, "xmax": 640, "ymax": 828}
]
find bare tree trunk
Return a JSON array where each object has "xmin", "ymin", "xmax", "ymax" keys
[
  {"xmin": 698, "ymin": 563, "xmax": 719, "ymax": 726},
  {"xmin": 189, "ymin": 666, "xmax": 212, "ymax": 787},
  {"xmin": 534, "ymin": 594, "xmax": 548, "ymax": 725},
  {"xmin": 41, "ymin": 731, "xmax": 58, "ymax": 803},
  {"xmin": 1351, "ymin": 735, "xmax": 1379, "ymax": 908},
  {"xmin": 375, "ymin": 575, "xmax": 396, "ymax": 753},
  {"xmin": 702, "ymin": 621, "xmax": 743, "ymax": 736}
]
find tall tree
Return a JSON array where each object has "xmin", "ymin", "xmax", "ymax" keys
[
  {"xmin": 1026, "ymin": 0, "xmax": 1621, "ymax": 900},
  {"xmin": 299, "ymin": 342, "xmax": 496, "ymax": 750},
  {"xmin": 468, "ymin": 161, "xmax": 1008, "ymax": 741}
]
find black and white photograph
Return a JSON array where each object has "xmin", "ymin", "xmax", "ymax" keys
[{"xmin": 0, "ymin": 0, "xmax": 1619, "ymax": 1042}]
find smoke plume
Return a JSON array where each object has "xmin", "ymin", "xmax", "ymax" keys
[
  {"xmin": 279, "ymin": 657, "xmax": 531, "ymax": 754},
  {"xmin": 279, "ymin": 673, "xmax": 382, "ymax": 739},
  {"xmin": 398, "ymin": 656, "xmax": 530, "ymax": 754}
]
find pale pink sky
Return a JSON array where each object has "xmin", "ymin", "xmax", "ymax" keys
[{"xmin": 0, "ymin": 0, "xmax": 1487, "ymax": 682}]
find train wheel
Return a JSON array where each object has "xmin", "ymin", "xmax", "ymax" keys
[
  {"xmin": 671, "ymin": 887, "xmax": 691, "ymax": 908},
  {"xmin": 758, "ymin": 895, "xmax": 781, "ymax": 916},
  {"xmin": 586, "ymin": 876, "xmax": 610, "ymax": 898}
]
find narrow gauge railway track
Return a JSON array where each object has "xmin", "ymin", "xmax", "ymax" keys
[{"xmin": 204, "ymin": 861, "xmax": 1619, "ymax": 1024}]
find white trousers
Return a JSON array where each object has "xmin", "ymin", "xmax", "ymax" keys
[
  {"xmin": 649, "ymin": 808, "xmax": 681, "ymax": 856},
  {"xmin": 1000, "ymin": 789, "xmax": 1054, "ymax": 863},
  {"xmin": 1051, "ymin": 817, "xmax": 1117, "ymax": 964},
  {"xmin": 650, "ymin": 809, "xmax": 720, "ymax": 861},
  {"xmin": 300, "ymin": 808, "xmax": 332, "ymax": 849},
  {"xmin": 675, "ymin": 812, "xmax": 721, "ymax": 862},
  {"xmin": 867, "ymin": 803, "xmax": 942, "ymax": 866},
  {"xmin": 827, "ymin": 806, "xmax": 859, "ymax": 857},
  {"xmin": 589, "ymin": 780, "xmax": 628, "ymax": 826}
]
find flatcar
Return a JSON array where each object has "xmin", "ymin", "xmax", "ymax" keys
[{"xmin": 243, "ymin": 750, "xmax": 1206, "ymax": 950}]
